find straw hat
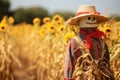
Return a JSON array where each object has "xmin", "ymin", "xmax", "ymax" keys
[{"xmin": 67, "ymin": 5, "xmax": 109, "ymax": 26}]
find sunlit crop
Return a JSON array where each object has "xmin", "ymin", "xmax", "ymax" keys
[{"xmin": 0, "ymin": 15, "xmax": 120, "ymax": 80}]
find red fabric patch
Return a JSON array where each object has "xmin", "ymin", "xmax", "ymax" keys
[{"xmin": 80, "ymin": 29, "xmax": 107, "ymax": 49}]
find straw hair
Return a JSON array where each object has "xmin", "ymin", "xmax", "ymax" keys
[{"xmin": 67, "ymin": 5, "xmax": 109, "ymax": 26}]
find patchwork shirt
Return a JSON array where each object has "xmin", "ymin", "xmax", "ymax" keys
[{"xmin": 64, "ymin": 29, "xmax": 110, "ymax": 80}]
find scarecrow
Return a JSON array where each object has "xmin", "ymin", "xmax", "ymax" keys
[{"xmin": 64, "ymin": 5, "xmax": 114, "ymax": 80}]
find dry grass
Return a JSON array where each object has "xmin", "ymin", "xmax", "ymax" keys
[
  {"xmin": 110, "ymin": 43, "xmax": 120, "ymax": 80},
  {"xmin": 0, "ymin": 30, "xmax": 65, "ymax": 80},
  {"xmin": 0, "ymin": 17, "xmax": 120, "ymax": 80},
  {"xmin": 72, "ymin": 37, "xmax": 114, "ymax": 80}
]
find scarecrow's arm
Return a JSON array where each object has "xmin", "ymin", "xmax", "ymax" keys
[
  {"xmin": 104, "ymin": 43, "xmax": 110, "ymax": 60},
  {"xmin": 103, "ymin": 43, "xmax": 110, "ymax": 66},
  {"xmin": 64, "ymin": 38, "xmax": 81, "ymax": 80}
]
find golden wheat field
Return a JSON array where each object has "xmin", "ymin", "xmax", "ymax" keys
[{"xmin": 0, "ymin": 15, "xmax": 120, "ymax": 80}]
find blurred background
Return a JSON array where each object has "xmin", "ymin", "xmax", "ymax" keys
[
  {"xmin": 0, "ymin": 0, "xmax": 120, "ymax": 24},
  {"xmin": 0, "ymin": 0, "xmax": 120, "ymax": 80}
]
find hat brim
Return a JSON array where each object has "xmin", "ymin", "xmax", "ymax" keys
[{"xmin": 67, "ymin": 14, "xmax": 109, "ymax": 26}]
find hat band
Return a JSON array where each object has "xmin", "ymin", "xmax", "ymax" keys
[{"xmin": 76, "ymin": 11, "xmax": 100, "ymax": 16}]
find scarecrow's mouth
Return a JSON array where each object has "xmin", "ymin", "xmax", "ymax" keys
[{"xmin": 86, "ymin": 22, "xmax": 96, "ymax": 24}]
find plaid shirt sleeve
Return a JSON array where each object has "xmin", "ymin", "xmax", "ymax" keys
[{"xmin": 64, "ymin": 38, "xmax": 82, "ymax": 80}]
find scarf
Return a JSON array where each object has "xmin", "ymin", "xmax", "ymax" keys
[{"xmin": 80, "ymin": 28, "xmax": 107, "ymax": 49}]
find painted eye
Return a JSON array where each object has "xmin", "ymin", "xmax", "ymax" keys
[
  {"xmin": 93, "ymin": 17, "xmax": 96, "ymax": 20},
  {"xmin": 88, "ymin": 17, "xmax": 91, "ymax": 20}
]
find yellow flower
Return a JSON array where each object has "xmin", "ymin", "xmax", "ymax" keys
[
  {"xmin": 57, "ymin": 24, "xmax": 64, "ymax": 33},
  {"xmin": 64, "ymin": 32, "xmax": 76, "ymax": 43},
  {"xmin": 52, "ymin": 15, "xmax": 61, "ymax": 21},
  {"xmin": 8, "ymin": 16, "xmax": 15, "ymax": 25},
  {"xmin": 98, "ymin": 23, "xmax": 113, "ymax": 39},
  {"xmin": 0, "ymin": 23, "xmax": 7, "ymax": 33},
  {"xmin": 104, "ymin": 23, "xmax": 112, "ymax": 33},
  {"xmin": 98, "ymin": 23, "xmax": 112, "ymax": 33},
  {"xmin": 38, "ymin": 27, "xmax": 46, "ymax": 39},
  {"xmin": 0, "ymin": 16, "xmax": 8, "ymax": 33},
  {"xmin": 52, "ymin": 15, "xmax": 65, "ymax": 25},
  {"xmin": 47, "ymin": 23, "xmax": 56, "ymax": 34},
  {"xmin": 43, "ymin": 17, "xmax": 51, "ymax": 24},
  {"xmin": 56, "ymin": 20, "xmax": 63, "ymax": 25},
  {"xmin": 33, "ymin": 17, "xmax": 41, "ymax": 25}
]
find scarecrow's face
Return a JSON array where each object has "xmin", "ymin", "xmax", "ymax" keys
[{"xmin": 79, "ymin": 16, "xmax": 98, "ymax": 28}]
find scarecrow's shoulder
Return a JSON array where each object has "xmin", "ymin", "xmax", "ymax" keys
[
  {"xmin": 70, "ymin": 37, "xmax": 79, "ymax": 43},
  {"xmin": 69, "ymin": 37, "xmax": 80, "ymax": 47}
]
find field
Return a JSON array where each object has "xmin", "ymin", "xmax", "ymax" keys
[{"xmin": 0, "ymin": 15, "xmax": 120, "ymax": 80}]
